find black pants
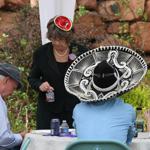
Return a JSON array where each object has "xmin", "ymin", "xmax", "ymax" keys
[{"xmin": 36, "ymin": 110, "xmax": 74, "ymax": 129}]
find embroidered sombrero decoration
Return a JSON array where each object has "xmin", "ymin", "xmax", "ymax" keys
[
  {"xmin": 54, "ymin": 16, "xmax": 72, "ymax": 31},
  {"xmin": 64, "ymin": 46, "xmax": 147, "ymax": 102}
]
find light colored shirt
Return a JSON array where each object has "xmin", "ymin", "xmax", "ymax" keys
[
  {"xmin": 73, "ymin": 98, "xmax": 136, "ymax": 145},
  {"xmin": 0, "ymin": 96, "xmax": 22, "ymax": 150}
]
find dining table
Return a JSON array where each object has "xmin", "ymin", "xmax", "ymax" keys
[{"xmin": 20, "ymin": 130, "xmax": 150, "ymax": 150}]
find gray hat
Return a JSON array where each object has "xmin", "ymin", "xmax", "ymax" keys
[
  {"xmin": 64, "ymin": 46, "xmax": 147, "ymax": 102},
  {"xmin": 0, "ymin": 63, "xmax": 22, "ymax": 89}
]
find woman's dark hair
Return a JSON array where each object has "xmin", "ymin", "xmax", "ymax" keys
[{"xmin": 46, "ymin": 17, "xmax": 74, "ymax": 42}]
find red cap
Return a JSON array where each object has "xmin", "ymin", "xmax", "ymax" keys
[{"xmin": 54, "ymin": 16, "xmax": 72, "ymax": 32}]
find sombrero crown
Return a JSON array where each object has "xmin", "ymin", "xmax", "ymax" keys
[
  {"xmin": 64, "ymin": 46, "xmax": 147, "ymax": 102},
  {"xmin": 54, "ymin": 16, "xmax": 72, "ymax": 31}
]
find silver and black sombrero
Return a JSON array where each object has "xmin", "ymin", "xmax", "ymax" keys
[{"xmin": 64, "ymin": 46, "xmax": 147, "ymax": 102}]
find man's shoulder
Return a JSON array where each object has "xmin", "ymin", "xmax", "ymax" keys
[
  {"xmin": 0, "ymin": 96, "xmax": 7, "ymax": 113},
  {"xmin": 74, "ymin": 102, "xmax": 87, "ymax": 110},
  {"xmin": 115, "ymin": 98, "xmax": 135, "ymax": 112}
]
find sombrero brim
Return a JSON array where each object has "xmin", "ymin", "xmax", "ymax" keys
[{"xmin": 64, "ymin": 46, "xmax": 147, "ymax": 102}]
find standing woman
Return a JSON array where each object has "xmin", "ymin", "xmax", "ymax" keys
[{"xmin": 28, "ymin": 16, "xmax": 88, "ymax": 129}]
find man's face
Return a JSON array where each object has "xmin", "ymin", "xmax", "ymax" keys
[{"xmin": 1, "ymin": 77, "xmax": 18, "ymax": 97}]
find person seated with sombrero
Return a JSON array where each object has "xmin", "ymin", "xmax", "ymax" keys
[{"xmin": 64, "ymin": 46, "xmax": 147, "ymax": 145}]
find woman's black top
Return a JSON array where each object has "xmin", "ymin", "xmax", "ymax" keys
[{"xmin": 28, "ymin": 42, "xmax": 88, "ymax": 129}]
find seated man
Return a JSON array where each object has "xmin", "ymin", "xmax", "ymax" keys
[
  {"xmin": 0, "ymin": 63, "xmax": 26, "ymax": 150},
  {"xmin": 64, "ymin": 46, "xmax": 147, "ymax": 144}
]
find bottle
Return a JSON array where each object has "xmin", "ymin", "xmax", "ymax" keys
[
  {"xmin": 46, "ymin": 91, "xmax": 55, "ymax": 102},
  {"xmin": 136, "ymin": 107, "xmax": 144, "ymax": 132},
  {"xmin": 60, "ymin": 120, "xmax": 69, "ymax": 136},
  {"xmin": 50, "ymin": 118, "xmax": 60, "ymax": 136}
]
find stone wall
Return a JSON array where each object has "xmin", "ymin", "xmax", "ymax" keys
[
  {"xmin": 75, "ymin": 0, "xmax": 150, "ymax": 56},
  {"xmin": 0, "ymin": 0, "xmax": 30, "ymax": 10},
  {"xmin": 0, "ymin": 0, "xmax": 149, "ymax": 65}
]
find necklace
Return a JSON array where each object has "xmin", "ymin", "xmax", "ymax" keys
[{"xmin": 54, "ymin": 49, "xmax": 69, "ymax": 57}]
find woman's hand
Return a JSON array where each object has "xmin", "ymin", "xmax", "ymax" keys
[{"xmin": 39, "ymin": 81, "xmax": 54, "ymax": 92}]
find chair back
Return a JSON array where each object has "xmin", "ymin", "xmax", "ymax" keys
[{"xmin": 65, "ymin": 140, "xmax": 131, "ymax": 150}]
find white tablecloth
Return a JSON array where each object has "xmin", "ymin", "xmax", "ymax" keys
[
  {"xmin": 21, "ymin": 130, "xmax": 150, "ymax": 150},
  {"xmin": 130, "ymin": 138, "xmax": 150, "ymax": 150}
]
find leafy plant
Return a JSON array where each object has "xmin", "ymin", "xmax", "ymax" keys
[
  {"xmin": 112, "ymin": 33, "xmax": 134, "ymax": 47},
  {"xmin": 135, "ymin": 8, "xmax": 144, "ymax": 17},
  {"xmin": 75, "ymin": 5, "xmax": 89, "ymax": 21},
  {"xmin": 119, "ymin": 0, "xmax": 130, "ymax": 6},
  {"xmin": 121, "ymin": 69, "xmax": 150, "ymax": 131},
  {"xmin": 0, "ymin": 5, "xmax": 41, "ymax": 132},
  {"xmin": 0, "ymin": 33, "xmax": 9, "ymax": 46},
  {"xmin": 121, "ymin": 70, "xmax": 150, "ymax": 111},
  {"xmin": 119, "ymin": 22, "xmax": 129, "ymax": 33},
  {"xmin": 7, "ymin": 91, "xmax": 37, "ymax": 132},
  {"xmin": 142, "ymin": 12, "xmax": 148, "ymax": 22}
]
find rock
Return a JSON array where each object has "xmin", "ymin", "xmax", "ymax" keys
[
  {"xmin": 130, "ymin": 22, "xmax": 150, "ymax": 53},
  {"xmin": 0, "ymin": 12, "xmax": 19, "ymax": 35},
  {"xmin": 97, "ymin": 1, "xmax": 120, "ymax": 21},
  {"xmin": 74, "ymin": 12, "xmax": 106, "ymax": 40},
  {"xmin": 90, "ymin": 34, "xmax": 130, "ymax": 49},
  {"xmin": 145, "ymin": 55, "xmax": 150, "ymax": 67},
  {"xmin": 97, "ymin": 0, "xmax": 145, "ymax": 21},
  {"xmin": 145, "ymin": 0, "xmax": 150, "ymax": 21},
  {"xmin": 107, "ymin": 22, "xmax": 129, "ymax": 34},
  {"xmin": 77, "ymin": 0, "xmax": 97, "ymax": 10},
  {"xmin": 0, "ymin": 0, "xmax": 5, "ymax": 8},
  {"xmin": 4, "ymin": 0, "xmax": 30, "ymax": 10}
]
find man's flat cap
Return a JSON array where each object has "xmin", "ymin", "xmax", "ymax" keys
[{"xmin": 0, "ymin": 63, "xmax": 22, "ymax": 89}]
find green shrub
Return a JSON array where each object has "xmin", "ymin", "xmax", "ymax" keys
[
  {"xmin": 121, "ymin": 70, "xmax": 150, "ymax": 111},
  {"xmin": 7, "ymin": 91, "xmax": 37, "ymax": 132},
  {"xmin": 74, "ymin": 5, "xmax": 89, "ymax": 21},
  {"xmin": 0, "ymin": 5, "xmax": 41, "ymax": 132}
]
